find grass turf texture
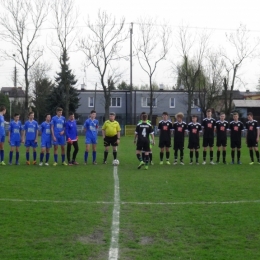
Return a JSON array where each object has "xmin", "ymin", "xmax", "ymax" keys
[{"xmin": 1, "ymin": 136, "xmax": 260, "ymax": 259}]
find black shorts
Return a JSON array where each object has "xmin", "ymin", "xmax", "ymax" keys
[
  {"xmin": 188, "ymin": 141, "xmax": 200, "ymax": 150},
  {"xmin": 174, "ymin": 141, "xmax": 184, "ymax": 150},
  {"xmin": 203, "ymin": 137, "xmax": 214, "ymax": 147},
  {"xmin": 104, "ymin": 135, "xmax": 118, "ymax": 147},
  {"xmin": 231, "ymin": 139, "xmax": 241, "ymax": 149},
  {"xmin": 216, "ymin": 138, "xmax": 227, "ymax": 147},
  {"xmin": 159, "ymin": 139, "xmax": 171, "ymax": 148},
  {"xmin": 136, "ymin": 139, "xmax": 150, "ymax": 152},
  {"xmin": 247, "ymin": 139, "xmax": 258, "ymax": 148}
]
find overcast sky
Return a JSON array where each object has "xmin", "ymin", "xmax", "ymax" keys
[{"xmin": 1, "ymin": 0, "xmax": 260, "ymax": 91}]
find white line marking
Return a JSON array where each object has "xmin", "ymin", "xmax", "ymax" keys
[
  {"xmin": 1, "ymin": 198, "xmax": 260, "ymax": 205},
  {"xmin": 108, "ymin": 166, "xmax": 120, "ymax": 260}
]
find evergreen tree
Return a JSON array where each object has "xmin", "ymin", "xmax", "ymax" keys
[{"xmin": 47, "ymin": 51, "xmax": 80, "ymax": 117}]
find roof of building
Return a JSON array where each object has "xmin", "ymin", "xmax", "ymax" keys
[
  {"xmin": 233, "ymin": 99, "xmax": 260, "ymax": 107},
  {"xmin": 0, "ymin": 87, "xmax": 25, "ymax": 97}
]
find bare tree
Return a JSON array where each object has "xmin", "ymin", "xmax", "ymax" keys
[
  {"xmin": 136, "ymin": 18, "xmax": 171, "ymax": 121},
  {"xmin": 79, "ymin": 10, "xmax": 127, "ymax": 120},
  {"xmin": 175, "ymin": 25, "xmax": 210, "ymax": 121},
  {"xmin": 221, "ymin": 24, "xmax": 260, "ymax": 116},
  {"xmin": 0, "ymin": 0, "xmax": 49, "ymax": 119},
  {"xmin": 50, "ymin": 0, "xmax": 78, "ymax": 118}
]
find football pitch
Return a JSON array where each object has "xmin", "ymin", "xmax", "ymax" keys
[{"xmin": 1, "ymin": 136, "xmax": 260, "ymax": 260}]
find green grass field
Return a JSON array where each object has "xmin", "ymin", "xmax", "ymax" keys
[{"xmin": 1, "ymin": 136, "xmax": 260, "ymax": 259}]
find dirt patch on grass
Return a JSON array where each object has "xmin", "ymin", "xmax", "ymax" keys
[
  {"xmin": 77, "ymin": 230, "xmax": 105, "ymax": 245},
  {"xmin": 139, "ymin": 236, "xmax": 154, "ymax": 245}
]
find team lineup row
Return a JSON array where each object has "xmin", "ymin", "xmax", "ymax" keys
[{"xmin": 0, "ymin": 106, "xmax": 259, "ymax": 167}]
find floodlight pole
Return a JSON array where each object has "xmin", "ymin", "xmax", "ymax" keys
[{"xmin": 130, "ymin": 22, "xmax": 133, "ymax": 124}]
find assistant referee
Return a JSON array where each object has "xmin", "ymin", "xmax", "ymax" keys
[{"xmin": 102, "ymin": 112, "xmax": 121, "ymax": 164}]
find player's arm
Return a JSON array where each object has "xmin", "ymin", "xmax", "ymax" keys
[
  {"xmin": 8, "ymin": 127, "xmax": 11, "ymax": 143},
  {"xmin": 150, "ymin": 132, "xmax": 155, "ymax": 145},
  {"xmin": 35, "ymin": 124, "xmax": 39, "ymax": 142},
  {"xmin": 51, "ymin": 123, "xmax": 56, "ymax": 141},
  {"xmin": 257, "ymin": 127, "xmax": 260, "ymax": 142},
  {"xmin": 22, "ymin": 125, "xmax": 26, "ymax": 143}
]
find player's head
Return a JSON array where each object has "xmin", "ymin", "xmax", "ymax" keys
[
  {"xmin": 90, "ymin": 110, "xmax": 96, "ymax": 119},
  {"xmin": 69, "ymin": 112, "xmax": 74, "ymax": 120},
  {"xmin": 247, "ymin": 112, "xmax": 253, "ymax": 121},
  {"xmin": 175, "ymin": 112, "xmax": 184, "ymax": 122},
  {"xmin": 220, "ymin": 112, "xmax": 225, "ymax": 121},
  {"xmin": 0, "ymin": 105, "xmax": 6, "ymax": 114},
  {"xmin": 233, "ymin": 112, "xmax": 239, "ymax": 121},
  {"xmin": 142, "ymin": 113, "xmax": 148, "ymax": 121},
  {"xmin": 206, "ymin": 109, "xmax": 212, "ymax": 118},
  {"xmin": 56, "ymin": 107, "xmax": 63, "ymax": 117},
  {"xmin": 45, "ymin": 113, "xmax": 51, "ymax": 122},
  {"xmin": 191, "ymin": 115, "xmax": 197, "ymax": 123},
  {"xmin": 109, "ymin": 112, "xmax": 116, "ymax": 121},
  {"xmin": 28, "ymin": 111, "xmax": 34, "ymax": 120},
  {"xmin": 13, "ymin": 113, "xmax": 20, "ymax": 121},
  {"xmin": 140, "ymin": 111, "xmax": 146, "ymax": 119},
  {"xmin": 162, "ymin": 112, "xmax": 168, "ymax": 120}
]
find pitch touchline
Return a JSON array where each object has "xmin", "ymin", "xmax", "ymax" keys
[
  {"xmin": 108, "ymin": 166, "xmax": 120, "ymax": 260},
  {"xmin": 1, "ymin": 198, "xmax": 260, "ymax": 205}
]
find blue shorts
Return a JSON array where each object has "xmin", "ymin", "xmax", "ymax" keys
[
  {"xmin": 25, "ymin": 140, "xmax": 38, "ymax": 148},
  {"xmin": 41, "ymin": 140, "xmax": 52, "ymax": 148},
  {"xmin": 10, "ymin": 140, "xmax": 21, "ymax": 147},
  {"xmin": 86, "ymin": 135, "xmax": 98, "ymax": 144},
  {"xmin": 0, "ymin": 135, "xmax": 5, "ymax": 143},
  {"xmin": 53, "ymin": 134, "xmax": 66, "ymax": 146}
]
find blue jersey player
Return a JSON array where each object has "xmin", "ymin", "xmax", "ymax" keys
[
  {"xmin": 51, "ymin": 107, "xmax": 67, "ymax": 166},
  {"xmin": 0, "ymin": 105, "xmax": 7, "ymax": 165},
  {"xmin": 84, "ymin": 110, "xmax": 99, "ymax": 164},
  {"xmin": 22, "ymin": 112, "xmax": 39, "ymax": 165},
  {"xmin": 8, "ymin": 113, "xmax": 22, "ymax": 165},
  {"xmin": 39, "ymin": 114, "xmax": 52, "ymax": 166}
]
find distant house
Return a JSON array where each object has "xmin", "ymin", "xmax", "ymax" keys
[
  {"xmin": 0, "ymin": 87, "xmax": 25, "ymax": 104},
  {"xmin": 233, "ymin": 100, "xmax": 260, "ymax": 122},
  {"xmin": 77, "ymin": 89, "xmax": 202, "ymax": 125}
]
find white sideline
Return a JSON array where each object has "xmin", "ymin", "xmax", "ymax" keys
[
  {"xmin": 108, "ymin": 166, "xmax": 120, "ymax": 260},
  {"xmin": 1, "ymin": 198, "xmax": 260, "ymax": 206}
]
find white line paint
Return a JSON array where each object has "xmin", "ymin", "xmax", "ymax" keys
[
  {"xmin": 1, "ymin": 198, "xmax": 260, "ymax": 206},
  {"xmin": 108, "ymin": 166, "xmax": 120, "ymax": 260}
]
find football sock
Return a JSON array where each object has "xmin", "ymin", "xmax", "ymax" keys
[
  {"xmin": 84, "ymin": 151, "xmax": 88, "ymax": 162},
  {"xmin": 9, "ymin": 151, "xmax": 13, "ymax": 163},
  {"xmin": 237, "ymin": 150, "xmax": 241, "ymax": 161},
  {"xmin": 40, "ymin": 152, "xmax": 44, "ymax": 162},
  {"xmin": 174, "ymin": 150, "xmax": 178, "ymax": 160},
  {"xmin": 104, "ymin": 151, "xmax": 108, "ymax": 161},
  {"xmin": 223, "ymin": 151, "xmax": 226, "ymax": 162},
  {"xmin": 33, "ymin": 152, "xmax": 37, "ymax": 161},
  {"xmin": 1, "ymin": 150, "xmax": 4, "ymax": 161},
  {"xmin": 54, "ymin": 154, "xmax": 58, "ymax": 163},
  {"xmin": 190, "ymin": 151, "xmax": 193, "ymax": 161},
  {"xmin": 180, "ymin": 149, "xmax": 184, "ymax": 161},
  {"xmin": 137, "ymin": 154, "xmax": 142, "ymax": 161},
  {"xmin": 145, "ymin": 155, "xmax": 149, "ymax": 165},
  {"xmin": 203, "ymin": 151, "xmax": 206, "ymax": 161},
  {"xmin": 26, "ymin": 152, "xmax": 29, "ymax": 161},
  {"xmin": 93, "ymin": 151, "xmax": 96, "ymax": 162},
  {"xmin": 46, "ymin": 153, "xmax": 50, "ymax": 162},
  {"xmin": 113, "ymin": 151, "xmax": 117, "ymax": 160},
  {"xmin": 250, "ymin": 150, "xmax": 254, "ymax": 162},
  {"xmin": 195, "ymin": 151, "xmax": 199, "ymax": 162},
  {"xmin": 142, "ymin": 152, "xmax": 145, "ymax": 161},
  {"xmin": 0, "ymin": 150, "xmax": 2, "ymax": 161},
  {"xmin": 160, "ymin": 152, "xmax": 163, "ymax": 161},
  {"xmin": 210, "ymin": 151, "xmax": 213, "ymax": 161},
  {"xmin": 217, "ymin": 151, "xmax": 220, "ymax": 161},
  {"xmin": 149, "ymin": 153, "xmax": 152, "ymax": 162},
  {"xmin": 61, "ymin": 154, "xmax": 65, "ymax": 162},
  {"xmin": 166, "ymin": 151, "xmax": 170, "ymax": 160},
  {"xmin": 255, "ymin": 150, "xmax": 259, "ymax": 161},
  {"xmin": 231, "ymin": 150, "xmax": 235, "ymax": 161},
  {"xmin": 16, "ymin": 152, "xmax": 19, "ymax": 163}
]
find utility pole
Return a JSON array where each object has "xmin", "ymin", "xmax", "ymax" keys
[
  {"xmin": 13, "ymin": 54, "xmax": 17, "ymax": 87},
  {"xmin": 94, "ymin": 82, "xmax": 97, "ymax": 111},
  {"xmin": 130, "ymin": 22, "xmax": 133, "ymax": 124}
]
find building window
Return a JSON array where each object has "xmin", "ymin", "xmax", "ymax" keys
[
  {"xmin": 88, "ymin": 97, "xmax": 94, "ymax": 107},
  {"xmin": 142, "ymin": 97, "xmax": 157, "ymax": 107},
  {"xmin": 169, "ymin": 98, "xmax": 175, "ymax": 108},
  {"xmin": 191, "ymin": 98, "xmax": 199, "ymax": 108},
  {"xmin": 110, "ymin": 97, "xmax": 121, "ymax": 107}
]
